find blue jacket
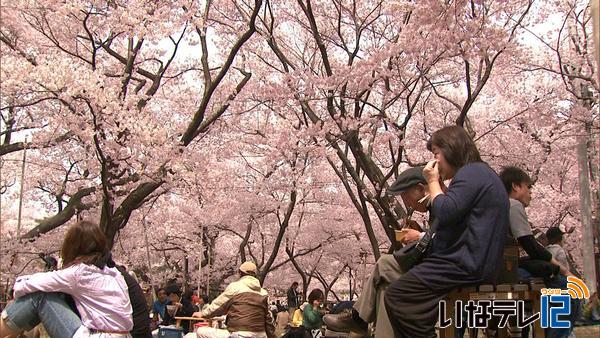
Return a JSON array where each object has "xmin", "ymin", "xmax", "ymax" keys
[{"xmin": 411, "ymin": 162, "xmax": 509, "ymax": 290}]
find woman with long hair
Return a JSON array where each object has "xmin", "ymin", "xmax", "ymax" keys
[
  {"xmin": 384, "ymin": 125, "xmax": 509, "ymax": 338},
  {"xmin": 0, "ymin": 221, "xmax": 133, "ymax": 338}
]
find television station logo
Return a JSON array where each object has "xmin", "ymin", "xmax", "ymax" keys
[{"xmin": 438, "ymin": 276, "xmax": 590, "ymax": 329}]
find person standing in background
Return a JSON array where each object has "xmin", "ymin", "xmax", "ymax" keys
[{"xmin": 287, "ymin": 282, "xmax": 300, "ymax": 317}]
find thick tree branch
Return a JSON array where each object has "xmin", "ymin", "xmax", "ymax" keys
[
  {"xmin": 21, "ymin": 187, "xmax": 96, "ymax": 239},
  {"xmin": 181, "ymin": 0, "xmax": 263, "ymax": 145}
]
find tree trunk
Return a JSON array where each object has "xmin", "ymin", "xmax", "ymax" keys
[{"xmin": 577, "ymin": 139, "xmax": 597, "ymax": 293}]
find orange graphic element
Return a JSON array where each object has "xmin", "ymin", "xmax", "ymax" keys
[{"xmin": 565, "ymin": 276, "xmax": 590, "ymax": 299}]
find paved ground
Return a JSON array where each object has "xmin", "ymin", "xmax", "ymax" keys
[{"xmin": 573, "ymin": 324, "xmax": 600, "ymax": 337}]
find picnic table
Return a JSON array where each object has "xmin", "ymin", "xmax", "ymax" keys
[{"xmin": 174, "ymin": 316, "xmax": 206, "ymax": 333}]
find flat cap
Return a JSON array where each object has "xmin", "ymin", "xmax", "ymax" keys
[
  {"xmin": 239, "ymin": 261, "xmax": 257, "ymax": 274},
  {"xmin": 387, "ymin": 166, "xmax": 426, "ymax": 195}
]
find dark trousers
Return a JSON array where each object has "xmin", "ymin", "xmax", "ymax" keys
[
  {"xmin": 518, "ymin": 268, "xmax": 580, "ymax": 338},
  {"xmin": 384, "ymin": 271, "xmax": 450, "ymax": 338},
  {"xmin": 544, "ymin": 274, "xmax": 580, "ymax": 338}
]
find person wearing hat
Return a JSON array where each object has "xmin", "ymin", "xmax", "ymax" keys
[
  {"xmin": 385, "ymin": 126, "xmax": 509, "ymax": 338},
  {"xmin": 193, "ymin": 261, "xmax": 276, "ymax": 338},
  {"xmin": 323, "ymin": 166, "xmax": 431, "ymax": 338}
]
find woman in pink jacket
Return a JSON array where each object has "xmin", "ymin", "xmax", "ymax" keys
[{"xmin": 0, "ymin": 221, "xmax": 133, "ymax": 338}]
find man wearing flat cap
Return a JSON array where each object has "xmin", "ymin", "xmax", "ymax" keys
[
  {"xmin": 193, "ymin": 261, "xmax": 275, "ymax": 338},
  {"xmin": 324, "ymin": 166, "xmax": 432, "ymax": 338}
]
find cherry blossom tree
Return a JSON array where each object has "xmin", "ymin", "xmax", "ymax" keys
[
  {"xmin": 1, "ymin": 0, "xmax": 597, "ymax": 294},
  {"xmin": 1, "ymin": 0, "xmax": 263, "ymax": 248},
  {"xmin": 246, "ymin": 0, "xmax": 536, "ymax": 258}
]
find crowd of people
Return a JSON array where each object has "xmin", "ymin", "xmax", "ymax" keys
[
  {"xmin": 150, "ymin": 287, "xmax": 206, "ymax": 336},
  {"xmin": 0, "ymin": 126, "xmax": 597, "ymax": 338}
]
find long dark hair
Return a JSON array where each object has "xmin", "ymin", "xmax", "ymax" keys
[
  {"xmin": 426, "ymin": 126, "xmax": 481, "ymax": 169},
  {"xmin": 61, "ymin": 221, "xmax": 108, "ymax": 268}
]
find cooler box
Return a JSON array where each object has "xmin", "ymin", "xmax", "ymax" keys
[{"xmin": 158, "ymin": 326, "xmax": 183, "ymax": 338}]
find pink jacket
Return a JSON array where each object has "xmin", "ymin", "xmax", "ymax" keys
[{"xmin": 14, "ymin": 263, "xmax": 133, "ymax": 334}]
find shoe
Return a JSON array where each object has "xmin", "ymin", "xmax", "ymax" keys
[{"xmin": 323, "ymin": 311, "xmax": 368, "ymax": 336}]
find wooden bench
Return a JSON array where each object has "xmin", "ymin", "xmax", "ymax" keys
[
  {"xmin": 438, "ymin": 279, "xmax": 546, "ymax": 338},
  {"xmin": 439, "ymin": 238, "xmax": 546, "ymax": 338}
]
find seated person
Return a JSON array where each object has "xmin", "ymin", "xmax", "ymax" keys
[
  {"xmin": 0, "ymin": 221, "xmax": 133, "ymax": 337},
  {"xmin": 499, "ymin": 166, "xmax": 572, "ymax": 278},
  {"xmin": 200, "ymin": 295, "xmax": 209, "ymax": 312},
  {"xmin": 545, "ymin": 227, "xmax": 569, "ymax": 268},
  {"xmin": 192, "ymin": 262, "xmax": 275, "ymax": 338},
  {"xmin": 385, "ymin": 126, "xmax": 509, "ymax": 338},
  {"xmin": 151, "ymin": 288, "xmax": 170, "ymax": 328},
  {"xmin": 291, "ymin": 302, "xmax": 307, "ymax": 327},
  {"xmin": 275, "ymin": 308, "xmax": 290, "ymax": 337},
  {"xmin": 161, "ymin": 289, "xmax": 195, "ymax": 333},
  {"xmin": 191, "ymin": 293, "xmax": 200, "ymax": 312},
  {"xmin": 324, "ymin": 166, "xmax": 431, "ymax": 337},
  {"xmin": 96, "ymin": 253, "xmax": 152, "ymax": 338},
  {"xmin": 282, "ymin": 303, "xmax": 307, "ymax": 338},
  {"xmin": 499, "ymin": 166, "xmax": 578, "ymax": 338},
  {"xmin": 303, "ymin": 289, "xmax": 325, "ymax": 337}
]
